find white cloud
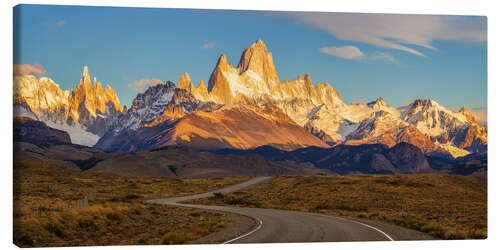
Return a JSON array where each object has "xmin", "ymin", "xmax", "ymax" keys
[
  {"xmin": 202, "ymin": 42, "xmax": 215, "ymax": 49},
  {"xmin": 367, "ymin": 51, "xmax": 398, "ymax": 64},
  {"xmin": 13, "ymin": 64, "xmax": 46, "ymax": 77},
  {"xmin": 293, "ymin": 13, "xmax": 486, "ymax": 56},
  {"xmin": 319, "ymin": 45, "xmax": 364, "ymax": 59},
  {"xmin": 320, "ymin": 45, "xmax": 398, "ymax": 64},
  {"xmin": 128, "ymin": 78, "xmax": 164, "ymax": 93}
]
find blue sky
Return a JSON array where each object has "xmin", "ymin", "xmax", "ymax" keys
[{"xmin": 14, "ymin": 4, "xmax": 487, "ymax": 118}]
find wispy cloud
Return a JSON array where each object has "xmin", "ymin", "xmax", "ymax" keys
[
  {"xmin": 128, "ymin": 78, "xmax": 164, "ymax": 93},
  {"xmin": 55, "ymin": 20, "xmax": 66, "ymax": 27},
  {"xmin": 367, "ymin": 51, "xmax": 398, "ymax": 64},
  {"xmin": 320, "ymin": 45, "xmax": 398, "ymax": 63},
  {"xmin": 319, "ymin": 46, "xmax": 364, "ymax": 59},
  {"xmin": 202, "ymin": 42, "xmax": 215, "ymax": 49},
  {"xmin": 13, "ymin": 64, "xmax": 46, "ymax": 77},
  {"xmin": 293, "ymin": 13, "xmax": 486, "ymax": 56}
]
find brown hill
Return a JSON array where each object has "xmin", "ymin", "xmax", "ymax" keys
[
  {"xmin": 173, "ymin": 103, "xmax": 328, "ymax": 150},
  {"xmin": 90, "ymin": 146, "xmax": 328, "ymax": 178},
  {"xmin": 97, "ymin": 103, "xmax": 328, "ymax": 152},
  {"xmin": 14, "ymin": 141, "xmax": 328, "ymax": 178}
]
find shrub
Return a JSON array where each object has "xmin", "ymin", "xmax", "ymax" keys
[
  {"xmin": 188, "ymin": 212, "xmax": 201, "ymax": 217},
  {"xmin": 334, "ymin": 204, "xmax": 367, "ymax": 212},
  {"xmin": 125, "ymin": 194, "xmax": 141, "ymax": 199},
  {"xmin": 15, "ymin": 233, "xmax": 34, "ymax": 247},
  {"xmin": 44, "ymin": 222, "xmax": 64, "ymax": 237},
  {"xmin": 106, "ymin": 212, "xmax": 121, "ymax": 221},
  {"xmin": 78, "ymin": 218, "xmax": 97, "ymax": 230},
  {"xmin": 314, "ymin": 203, "xmax": 331, "ymax": 210},
  {"xmin": 161, "ymin": 232, "xmax": 191, "ymax": 245},
  {"xmin": 212, "ymin": 192, "xmax": 224, "ymax": 199}
]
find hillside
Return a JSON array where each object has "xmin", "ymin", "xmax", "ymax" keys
[
  {"xmin": 191, "ymin": 175, "xmax": 487, "ymax": 239},
  {"xmin": 13, "ymin": 159, "xmax": 250, "ymax": 247}
]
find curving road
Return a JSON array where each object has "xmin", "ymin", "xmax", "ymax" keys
[{"xmin": 148, "ymin": 177, "xmax": 430, "ymax": 243}]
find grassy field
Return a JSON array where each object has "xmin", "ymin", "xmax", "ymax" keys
[
  {"xmin": 13, "ymin": 159, "xmax": 250, "ymax": 247},
  {"xmin": 191, "ymin": 175, "xmax": 487, "ymax": 240}
]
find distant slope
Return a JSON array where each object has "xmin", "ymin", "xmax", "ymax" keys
[
  {"xmin": 97, "ymin": 102, "xmax": 328, "ymax": 152},
  {"xmin": 14, "ymin": 117, "xmax": 71, "ymax": 146},
  {"xmin": 90, "ymin": 146, "xmax": 329, "ymax": 178},
  {"xmin": 215, "ymin": 143, "xmax": 431, "ymax": 174},
  {"xmin": 215, "ymin": 142, "xmax": 485, "ymax": 178},
  {"xmin": 14, "ymin": 117, "xmax": 329, "ymax": 178},
  {"xmin": 14, "ymin": 141, "xmax": 328, "ymax": 178},
  {"xmin": 172, "ymin": 103, "xmax": 328, "ymax": 150}
]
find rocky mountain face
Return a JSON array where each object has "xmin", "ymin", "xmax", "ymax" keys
[
  {"xmin": 95, "ymin": 86, "xmax": 328, "ymax": 152},
  {"xmin": 176, "ymin": 40, "xmax": 486, "ymax": 156},
  {"xmin": 399, "ymin": 99, "xmax": 487, "ymax": 154},
  {"xmin": 13, "ymin": 66, "xmax": 124, "ymax": 146},
  {"xmin": 14, "ymin": 40, "xmax": 486, "ymax": 157},
  {"xmin": 95, "ymin": 81, "xmax": 216, "ymax": 151},
  {"xmin": 187, "ymin": 40, "xmax": 343, "ymax": 107},
  {"xmin": 105, "ymin": 81, "xmax": 205, "ymax": 133}
]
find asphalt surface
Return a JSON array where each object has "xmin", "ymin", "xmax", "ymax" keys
[{"xmin": 148, "ymin": 177, "xmax": 432, "ymax": 243}]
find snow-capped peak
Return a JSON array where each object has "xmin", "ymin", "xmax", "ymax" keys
[{"xmin": 399, "ymin": 99, "xmax": 472, "ymax": 137}]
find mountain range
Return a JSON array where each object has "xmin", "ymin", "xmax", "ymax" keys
[
  {"xmin": 13, "ymin": 116, "xmax": 485, "ymax": 179},
  {"xmin": 13, "ymin": 40, "xmax": 487, "ymax": 158}
]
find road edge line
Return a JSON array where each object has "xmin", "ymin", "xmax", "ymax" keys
[
  {"xmin": 349, "ymin": 220, "xmax": 394, "ymax": 241},
  {"xmin": 317, "ymin": 214, "xmax": 394, "ymax": 241},
  {"xmin": 222, "ymin": 217, "xmax": 263, "ymax": 244}
]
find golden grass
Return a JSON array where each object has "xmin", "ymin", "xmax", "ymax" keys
[
  {"xmin": 191, "ymin": 175, "xmax": 487, "ymax": 240},
  {"xmin": 13, "ymin": 159, "xmax": 250, "ymax": 247}
]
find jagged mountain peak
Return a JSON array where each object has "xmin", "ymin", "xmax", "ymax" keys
[
  {"xmin": 410, "ymin": 98, "xmax": 442, "ymax": 109},
  {"xmin": 198, "ymin": 79, "xmax": 206, "ymax": 88},
  {"xmin": 367, "ymin": 97, "xmax": 388, "ymax": 107},
  {"xmin": 79, "ymin": 66, "xmax": 92, "ymax": 89},
  {"xmin": 138, "ymin": 80, "xmax": 176, "ymax": 98},
  {"xmin": 71, "ymin": 66, "xmax": 123, "ymax": 120},
  {"xmin": 215, "ymin": 53, "xmax": 230, "ymax": 70},
  {"xmin": 237, "ymin": 40, "xmax": 279, "ymax": 83},
  {"xmin": 13, "ymin": 67, "xmax": 125, "ymax": 146},
  {"xmin": 193, "ymin": 79, "xmax": 210, "ymax": 101},
  {"xmin": 458, "ymin": 106, "xmax": 476, "ymax": 123},
  {"xmin": 177, "ymin": 72, "xmax": 195, "ymax": 93},
  {"xmin": 253, "ymin": 39, "xmax": 268, "ymax": 49},
  {"xmin": 399, "ymin": 98, "xmax": 473, "ymax": 138},
  {"xmin": 82, "ymin": 66, "xmax": 90, "ymax": 78},
  {"xmin": 297, "ymin": 74, "xmax": 312, "ymax": 85},
  {"xmin": 114, "ymin": 80, "xmax": 204, "ymax": 133},
  {"xmin": 204, "ymin": 40, "xmax": 345, "ymax": 107}
]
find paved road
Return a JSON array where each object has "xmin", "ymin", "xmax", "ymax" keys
[{"xmin": 148, "ymin": 177, "xmax": 428, "ymax": 243}]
